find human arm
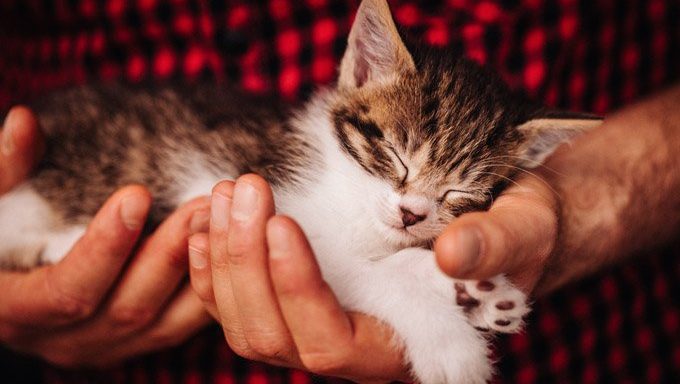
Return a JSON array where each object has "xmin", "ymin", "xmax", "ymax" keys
[
  {"xmin": 0, "ymin": 107, "xmax": 213, "ymax": 367},
  {"xmin": 435, "ymin": 85, "xmax": 680, "ymax": 295}
]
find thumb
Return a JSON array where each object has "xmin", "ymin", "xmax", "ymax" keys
[
  {"xmin": 434, "ymin": 177, "xmax": 558, "ymax": 291},
  {"xmin": 0, "ymin": 106, "xmax": 45, "ymax": 194}
]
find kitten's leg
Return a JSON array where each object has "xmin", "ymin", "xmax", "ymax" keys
[
  {"xmin": 0, "ymin": 183, "xmax": 79, "ymax": 268},
  {"xmin": 329, "ymin": 248, "xmax": 492, "ymax": 384},
  {"xmin": 454, "ymin": 276, "xmax": 530, "ymax": 333},
  {"xmin": 40, "ymin": 225, "xmax": 87, "ymax": 264},
  {"xmin": 0, "ymin": 184, "xmax": 51, "ymax": 268}
]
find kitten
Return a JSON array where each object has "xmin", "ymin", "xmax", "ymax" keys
[{"xmin": 0, "ymin": 0, "xmax": 601, "ymax": 382}]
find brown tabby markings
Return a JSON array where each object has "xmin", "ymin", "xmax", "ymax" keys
[
  {"xmin": 332, "ymin": 51, "xmax": 548, "ymax": 221},
  {"xmin": 32, "ymin": 84, "xmax": 318, "ymax": 227}
]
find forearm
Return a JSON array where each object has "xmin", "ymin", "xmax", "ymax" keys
[{"xmin": 536, "ymin": 85, "xmax": 680, "ymax": 294}]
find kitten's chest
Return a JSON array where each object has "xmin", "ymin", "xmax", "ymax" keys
[{"xmin": 274, "ymin": 168, "xmax": 398, "ymax": 267}]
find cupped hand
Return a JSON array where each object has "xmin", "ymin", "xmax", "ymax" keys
[
  {"xmin": 434, "ymin": 173, "xmax": 560, "ymax": 295},
  {"xmin": 0, "ymin": 106, "xmax": 213, "ymax": 367},
  {"xmin": 188, "ymin": 175, "xmax": 411, "ymax": 383}
]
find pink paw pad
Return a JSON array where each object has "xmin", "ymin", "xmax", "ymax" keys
[{"xmin": 453, "ymin": 275, "xmax": 530, "ymax": 333}]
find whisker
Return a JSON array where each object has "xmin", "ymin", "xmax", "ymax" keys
[
  {"xmin": 474, "ymin": 163, "xmax": 562, "ymax": 198},
  {"xmin": 476, "ymin": 155, "xmax": 566, "ymax": 176},
  {"xmin": 474, "ymin": 171, "xmax": 523, "ymax": 189}
]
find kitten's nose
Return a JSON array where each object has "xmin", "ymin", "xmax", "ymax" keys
[{"xmin": 400, "ymin": 207, "xmax": 427, "ymax": 227}]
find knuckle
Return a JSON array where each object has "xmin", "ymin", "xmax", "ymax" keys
[
  {"xmin": 247, "ymin": 336, "xmax": 291, "ymax": 361},
  {"xmin": 45, "ymin": 281, "xmax": 97, "ymax": 321},
  {"xmin": 226, "ymin": 338, "xmax": 258, "ymax": 360},
  {"xmin": 299, "ymin": 351, "xmax": 346, "ymax": 375},
  {"xmin": 226, "ymin": 237, "xmax": 260, "ymax": 268},
  {"xmin": 209, "ymin": 254, "xmax": 231, "ymax": 270},
  {"xmin": 208, "ymin": 247, "xmax": 231, "ymax": 271},
  {"xmin": 107, "ymin": 305, "xmax": 156, "ymax": 331},
  {"xmin": 226, "ymin": 246, "xmax": 250, "ymax": 267},
  {"xmin": 223, "ymin": 328, "xmax": 262, "ymax": 360}
]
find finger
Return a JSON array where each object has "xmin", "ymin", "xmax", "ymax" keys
[
  {"xmin": 268, "ymin": 217, "xmax": 408, "ymax": 381},
  {"xmin": 0, "ymin": 186, "xmax": 151, "ymax": 326},
  {"xmin": 226, "ymin": 175, "xmax": 294, "ymax": 358},
  {"xmin": 0, "ymin": 106, "xmax": 45, "ymax": 194},
  {"xmin": 188, "ymin": 232, "xmax": 218, "ymax": 319},
  {"xmin": 13, "ymin": 197, "xmax": 210, "ymax": 347},
  {"xmin": 102, "ymin": 196, "xmax": 210, "ymax": 331},
  {"xmin": 267, "ymin": 217, "xmax": 352, "ymax": 356},
  {"xmin": 88, "ymin": 286, "xmax": 213, "ymax": 368},
  {"xmin": 435, "ymin": 176, "xmax": 558, "ymax": 290},
  {"xmin": 30, "ymin": 286, "xmax": 213, "ymax": 368},
  {"xmin": 209, "ymin": 180, "xmax": 247, "ymax": 349}
]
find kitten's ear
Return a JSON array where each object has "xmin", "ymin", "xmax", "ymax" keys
[
  {"xmin": 517, "ymin": 112, "xmax": 603, "ymax": 167},
  {"xmin": 338, "ymin": 0, "xmax": 416, "ymax": 89}
]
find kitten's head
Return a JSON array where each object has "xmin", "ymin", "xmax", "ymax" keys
[{"xmin": 330, "ymin": 0, "xmax": 601, "ymax": 246}]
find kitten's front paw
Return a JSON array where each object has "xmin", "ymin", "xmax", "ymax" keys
[{"xmin": 454, "ymin": 275, "xmax": 529, "ymax": 333}]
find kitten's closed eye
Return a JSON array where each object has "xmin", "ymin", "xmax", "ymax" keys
[
  {"xmin": 386, "ymin": 144, "xmax": 408, "ymax": 184},
  {"xmin": 441, "ymin": 190, "xmax": 493, "ymax": 217},
  {"xmin": 440, "ymin": 189, "xmax": 474, "ymax": 202}
]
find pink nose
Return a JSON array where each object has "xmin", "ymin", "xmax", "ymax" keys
[{"xmin": 400, "ymin": 207, "xmax": 426, "ymax": 227}]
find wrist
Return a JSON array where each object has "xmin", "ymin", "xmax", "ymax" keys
[{"xmin": 535, "ymin": 86, "xmax": 680, "ymax": 294}]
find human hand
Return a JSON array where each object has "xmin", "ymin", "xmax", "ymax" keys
[
  {"xmin": 440, "ymin": 86, "xmax": 680, "ymax": 296},
  {"xmin": 188, "ymin": 175, "xmax": 411, "ymax": 383},
  {"xmin": 434, "ymin": 174, "xmax": 559, "ymax": 295},
  {"xmin": 0, "ymin": 107, "xmax": 213, "ymax": 367}
]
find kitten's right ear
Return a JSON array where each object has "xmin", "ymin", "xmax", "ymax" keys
[{"xmin": 338, "ymin": 0, "xmax": 416, "ymax": 90}]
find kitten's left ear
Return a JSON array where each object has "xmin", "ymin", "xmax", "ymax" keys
[
  {"xmin": 338, "ymin": 0, "xmax": 416, "ymax": 90},
  {"xmin": 516, "ymin": 111, "xmax": 603, "ymax": 167}
]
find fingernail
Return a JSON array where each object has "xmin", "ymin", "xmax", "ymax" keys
[
  {"xmin": 211, "ymin": 192, "xmax": 231, "ymax": 229},
  {"xmin": 1, "ymin": 110, "xmax": 17, "ymax": 156},
  {"xmin": 190, "ymin": 209, "xmax": 210, "ymax": 234},
  {"xmin": 120, "ymin": 194, "xmax": 149, "ymax": 230},
  {"xmin": 189, "ymin": 242, "xmax": 208, "ymax": 269},
  {"xmin": 231, "ymin": 182, "xmax": 259, "ymax": 222},
  {"xmin": 456, "ymin": 228, "xmax": 481, "ymax": 275}
]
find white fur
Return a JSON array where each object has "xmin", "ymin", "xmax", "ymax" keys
[
  {"xmin": 41, "ymin": 225, "xmax": 87, "ymax": 265},
  {"xmin": 0, "ymin": 184, "xmax": 85, "ymax": 268},
  {"xmin": 171, "ymin": 151, "xmax": 233, "ymax": 205}
]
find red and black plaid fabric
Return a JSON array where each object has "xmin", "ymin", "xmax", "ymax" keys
[{"xmin": 1, "ymin": 1, "xmax": 679, "ymax": 383}]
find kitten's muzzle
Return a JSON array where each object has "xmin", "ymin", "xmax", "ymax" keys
[{"xmin": 400, "ymin": 207, "xmax": 426, "ymax": 227}]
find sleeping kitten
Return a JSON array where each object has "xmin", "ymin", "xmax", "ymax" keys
[{"xmin": 0, "ymin": 0, "xmax": 601, "ymax": 382}]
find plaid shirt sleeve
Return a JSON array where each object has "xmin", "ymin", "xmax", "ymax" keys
[{"xmin": 1, "ymin": 1, "xmax": 679, "ymax": 383}]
